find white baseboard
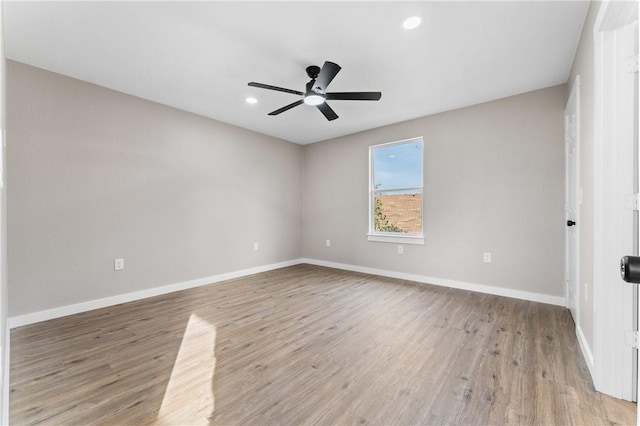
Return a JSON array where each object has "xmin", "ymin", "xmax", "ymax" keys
[
  {"xmin": 8, "ymin": 259, "xmax": 304, "ymax": 329},
  {"xmin": 575, "ymin": 323, "xmax": 594, "ymax": 377},
  {"xmin": 2, "ymin": 325, "xmax": 8, "ymax": 426},
  {"xmin": 8, "ymin": 257, "xmax": 566, "ymax": 329},
  {"xmin": 302, "ymin": 258, "xmax": 566, "ymax": 306}
]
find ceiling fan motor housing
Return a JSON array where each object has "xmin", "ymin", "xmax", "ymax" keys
[{"xmin": 306, "ymin": 65, "xmax": 321, "ymax": 79}]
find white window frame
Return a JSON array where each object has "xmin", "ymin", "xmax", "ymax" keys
[{"xmin": 367, "ymin": 137, "xmax": 424, "ymax": 245}]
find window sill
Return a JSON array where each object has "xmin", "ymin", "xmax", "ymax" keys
[{"xmin": 367, "ymin": 234, "xmax": 424, "ymax": 245}]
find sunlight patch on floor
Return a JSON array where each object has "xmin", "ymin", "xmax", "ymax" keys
[{"xmin": 155, "ymin": 313, "xmax": 217, "ymax": 425}]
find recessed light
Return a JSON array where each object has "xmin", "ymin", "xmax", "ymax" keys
[
  {"xmin": 246, "ymin": 97, "xmax": 258, "ymax": 104},
  {"xmin": 402, "ymin": 16, "xmax": 422, "ymax": 30}
]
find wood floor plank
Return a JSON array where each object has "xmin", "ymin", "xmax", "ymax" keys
[{"xmin": 10, "ymin": 264, "xmax": 636, "ymax": 425}]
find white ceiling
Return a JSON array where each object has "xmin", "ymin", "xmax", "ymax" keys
[{"xmin": 4, "ymin": 1, "xmax": 588, "ymax": 145}]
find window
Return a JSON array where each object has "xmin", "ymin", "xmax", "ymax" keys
[{"xmin": 368, "ymin": 137, "xmax": 424, "ymax": 245}]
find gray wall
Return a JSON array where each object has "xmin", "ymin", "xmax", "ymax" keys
[
  {"xmin": 303, "ymin": 85, "xmax": 566, "ymax": 297},
  {"xmin": 568, "ymin": 0, "xmax": 599, "ymax": 360},
  {"xmin": 7, "ymin": 61, "xmax": 303, "ymax": 317},
  {"xmin": 8, "ymin": 60, "xmax": 568, "ymax": 317}
]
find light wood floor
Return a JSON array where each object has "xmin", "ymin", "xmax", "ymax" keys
[{"xmin": 10, "ymin": 264, "xmax": 636, "ymax": 425}]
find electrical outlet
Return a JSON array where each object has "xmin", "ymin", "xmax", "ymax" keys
[
  {"xmin": 326, "ymin": 239, "xmax": 331, "ymax": 247},
  {"xmin": 253, "ymin": 242, "xmax": 259, "ymax": 251},
  {"xmin": 114, "ymin": 258, "xmax": 124, "ymax": 271},
  {"xmin": 483, "ymin": 252, "xmax": 492, "ymax": 263},
  {"xmin": 397, "ymin": 245, "xmax": 404, "ymax": 255}
]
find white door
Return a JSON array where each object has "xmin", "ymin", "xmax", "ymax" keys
[
  {"xmin": 565, "ymin": 77, "xmax": 580, "ymax": 322},
  {"xmin": 592, "ymin": 0, "xmax": 638, "ymax": 402}
]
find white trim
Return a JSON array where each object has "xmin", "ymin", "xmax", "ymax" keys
[
  {"xmin": 8, "ymin": 259, "xmax": 304, "ymax": 328},
  {"xmin": 8, "ymin": 257, "xmax": 565, "ymax": 329},
  {"xmin": 371, "ymin": 135, "xmax": 425, "ymax": 149},
  {"xmin": 375, "ymin": 186, "xmax": 422, "ymax": 193},
  {"xmin": 369, "ymin": 137, "xmax": 424, "ymax": 239},
  {"xmin": 576, "ymin": 323, "xmax": 594, "ymax": 376},
  {"xmin": 2, "ymin": 325, "xmax": 8, "ymax": 426},
  {"xmin": 366, "ymin": 234, "xmax": 424, "ymax": 245},
  {"xmin": 302, "ymin": 258, "xmax": 565, "ymax": 306},
  {"xmin": 565, "ymin": 74, "xmax": 581, "ymax": 324},
  {"xmin": 594, "ymin": 0, "xmax": 638, "ymax": 33}
]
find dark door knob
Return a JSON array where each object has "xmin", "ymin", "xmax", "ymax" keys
[
  {"xmin": 567, "ymin": 220, "xmax": 576, "ymax": 227},
  {"xmin": 621, "ymin": 256, "xmax": 640, "ymax": 283}
]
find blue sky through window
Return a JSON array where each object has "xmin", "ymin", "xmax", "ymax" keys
[{"xmin": 373, "ymin": 140, "xmax": 423, "ymax": 190}]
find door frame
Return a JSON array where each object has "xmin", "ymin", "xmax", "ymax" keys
[
  {"xmin": 592, "ymin": 0, "xmax": 638, "ymax": 401},
  {"xmin": 565, "ymin": 75, "xmax": 581, "ymax": 326}
]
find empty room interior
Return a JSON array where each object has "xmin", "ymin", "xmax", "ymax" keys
[{"xmin": 0, "ymin": 0, "xmax": 639, "ymax": 424}]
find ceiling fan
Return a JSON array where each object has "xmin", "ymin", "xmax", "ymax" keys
[{"xmin": 248, "ymin": 61, "xmax": 382, "ymax": 121}]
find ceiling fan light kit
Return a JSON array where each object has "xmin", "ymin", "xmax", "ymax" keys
[
  {"xmin": 248, "ymin": 61, "xmax": 382, "ymax": 121},
  {"xmin": 303, "ymin": 94, "xmax": 324, "ymax": 106}
]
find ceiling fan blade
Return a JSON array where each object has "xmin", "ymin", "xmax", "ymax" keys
[
  {"xmin": 268, "ymin": 99, "xmax": 304, "ymax": 116},
  {"xmin": 313, "ymin": 61, "xmax": 341, "ymax": 92},
  {"xmin": 326, "ymin": 92, "xmax": 382, "ymax": 101},
  {"xmin": 317, "ymin": 102, "xmax": 338, "ymax": 121},
  {"xmin": 248, "ymin": 82, "xmax": 303, "ymax": 96}
]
